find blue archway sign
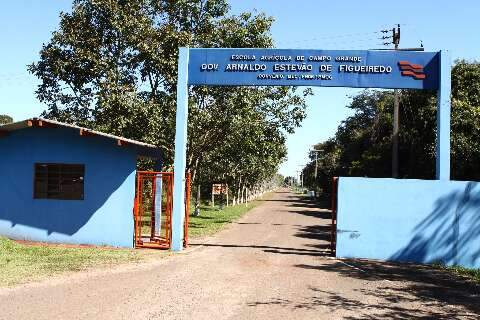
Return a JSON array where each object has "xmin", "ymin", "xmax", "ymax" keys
[{"xmin": 172, "ymin": 47, "xmax": 451, "ymax": 251}]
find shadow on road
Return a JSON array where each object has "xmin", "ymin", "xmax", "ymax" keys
[
  {"xmin": 248, "ymin": 282, "xmax": 479, "ymax": 319},
  {"xmin": 295, "ymin": 224, "xmax": 331, "ymax": 242},
  {"xmin": 192, "ymin": 193, "xmax": 333, "ymax": 257},
  {"xmin": 247, "ymin": 193, "xmax": 480, "ymax": 318},
  {"xmin": 293, "ymin": 259, "xmax": 480, "ymax": 317},
  {"xmin": 288, "ymin": 195, "xmax": 334, "ymax": 255},
  {"xmin": 191, "ymin": 243, "xmax": 329, "ymax": 257},
  {"xmin": 258, "ymin": 193, "xmax": 330, "ymax": 208},
  {"xmin": 246, "ymin": 258, "xmax": 480, "ymax": 318}
]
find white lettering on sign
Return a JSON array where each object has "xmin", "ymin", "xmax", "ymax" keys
[
  {"xmin": 201, "ymin": 64, "xmax": 219, "ymax": 71},
  {"xmin": 231, "ymin": 55, "xmax": 256, "ymax": 61},
  {"xmin": 338, "ymin": 64, "xmax": 392, "ymax": 73},
  {"xmin": 198, "ymin": 53, "xmax": 400, "ymax": 81},
  {"xmin": 308, "ymin": 55, "xmax": 331, "ymax": 62},
  {"xmin": 260, "ymin": 55, "xmax": 292, "ymax": 62},
  {"xmin": 188, "ymin": 49, "xmax": 439, "ymax": 89},
  {"xmin": 225, "ymin": 64, "xmax": 267, "ymax": 72},
  {"xmin": 257, "ymin": 74, "xmax": 285, "ymax": 80},
  {"xmin": 316, "ymin": 74, "xmax": 332, "ymax": 80},
  {"xmin": 335, "ymin": 56, "xmax": 362, "ymax": 62},
  {"xmin": 273, "ymin": 64, "xmax": 313, "ymax": 72},
  {"xmin": 319, "ymin": 64, "xmax": 332, "ymax": 72}
]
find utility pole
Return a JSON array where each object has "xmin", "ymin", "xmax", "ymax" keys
[
  {"xmin": 379, "ymin": 25, "xmax": 423, "ymax": 177},
  {"xmin": 392, "ymin": 24, "xmax": 401, "ymax": 178},
  {"xmin": 310, "ymin": 149, "xmax": 323, "ymax": 179},
  {"xmin": 296, "ymin": 170, "xmax": 301, "ymax": 189},
  {"xmin": 297, "ymin": 165, "xmax": 305, "ymax": 189}
]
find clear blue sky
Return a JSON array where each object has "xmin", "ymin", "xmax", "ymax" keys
[{"xmin": 1, "ymin": 1, "xmax": 479, "ymax": 177}]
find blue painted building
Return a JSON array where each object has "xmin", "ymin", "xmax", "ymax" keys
[{"xmin": 0, "ymin": 118, "xmax": 161, "ymax": 248}]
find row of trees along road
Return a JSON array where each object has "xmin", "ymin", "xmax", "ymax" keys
[
  {"xmin": 301, "ymin": 60, "xmax": 480, "ymax": 196},
  {"xmin": 28, "ymin": 0, "xmax": 311, "ymax": 207},
  {"xmin": 0, "ymin": 115, "xmax": 13, "ymax": 125}
]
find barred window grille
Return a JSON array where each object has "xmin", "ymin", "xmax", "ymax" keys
[{"xmin": 34, "ymin": 163, "xmax": 85, "ymax": 200}]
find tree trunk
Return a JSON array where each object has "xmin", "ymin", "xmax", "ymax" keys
[
  {"xmin": 226, "ymin": 184, "xmax": 229, "ymax": 207},
  {"xmin": 237, "ymin": 177, "xmax": 242, "ymax": 204},
  {"xmin": 194, "ymin": 184, "xmax": 201, "ymax": 216}
]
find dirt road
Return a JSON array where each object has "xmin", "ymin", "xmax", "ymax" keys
[{"xmin": 1, "ymin": 190, "xmax": 479, "ymax": 319}]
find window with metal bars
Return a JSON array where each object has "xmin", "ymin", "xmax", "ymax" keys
[{"xmin": 34, "ymin": 163, "xmax": 85, "ymax": 200}]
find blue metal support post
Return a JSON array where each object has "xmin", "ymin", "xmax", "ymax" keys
[
  {"xmin": 436, "ymin": 50, "xmax": 451, "ymax": 180},
  {"xmin": 171, "ymin": 47, "xmax": 189, "ymax": 251}
]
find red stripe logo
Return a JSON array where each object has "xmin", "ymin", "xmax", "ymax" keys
[{"xmin": 398, "ymin": 61, "xmax": 426, "ymax": 80}]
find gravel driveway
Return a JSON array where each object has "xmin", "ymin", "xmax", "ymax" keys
[{"xmin": 1, "ymin": 189, "xmax": 479, "ymax": 319}]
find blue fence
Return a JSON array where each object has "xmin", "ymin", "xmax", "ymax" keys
[{"xmin": 336, "ymin": 177, "xmax": 480, "ymax": 268}]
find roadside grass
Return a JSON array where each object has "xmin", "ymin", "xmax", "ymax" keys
[
  {"xmin": 0, "ymin": 237, "xmax": 146, "ymax": 287},
  {"xmin": 188, "ymin": 193, "xmax": 271, "ymax": 238},
  {"xmin": 434, "ymin": 263, "xmax": 480, "ymax": 283},
  {"xmin": 0, "ymin": 194, "xmax": 270, "ymax": 287},
  {"xmin": 292, "ymin": 187, "xmax": 305, "ymax": 194}
]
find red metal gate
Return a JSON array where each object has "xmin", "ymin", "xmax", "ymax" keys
[
  {"xmin": 134, "ymin": 171, "xmax": 191, "ymax": 249},
  {"xmin": 330, "ymin": 177, "xmax": 338, "ymax": 256}
]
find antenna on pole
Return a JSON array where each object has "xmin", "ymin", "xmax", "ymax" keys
[
  {"xmin": 392, "ymin": 24, "xmax": 401, "ymax": 49},
  {"xmin": 392, "ymin": 24, "xmax": 401, "ymax": 178}
]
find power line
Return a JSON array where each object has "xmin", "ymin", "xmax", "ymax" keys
[
  {"xmin": 275, "ymin": 29, "xmax": 386, "ymax": 46},
  {"xmin": 276, "ymin": 37, "xmax": 389, "ymax": 50},
  {"xmin": 275, "ymin": 25, "xmax": 418, "ymax": 50}
]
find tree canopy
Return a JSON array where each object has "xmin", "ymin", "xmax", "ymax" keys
[
  {"xmin": 302, "ymin": 60, "xmax": 480, "ymax": 194},
  {"xmin": 29, "ymin": 0, "xmax": 309, "ymax": 199},
  {"xmin": 0, "ymin": 115, "xmax": 13, "ymax": 125}
]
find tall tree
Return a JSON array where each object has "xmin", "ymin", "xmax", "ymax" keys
[
  {"xmin": 451, "ymin": 60, "xmax": 480, "ymax": 180},
  {"xmin": 29, "ymin": 0, "xmax": 309, "ymax": 200},
  {"xmin": 302, "ymin": 60, "xmax": 480, "ymax": 193}
]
